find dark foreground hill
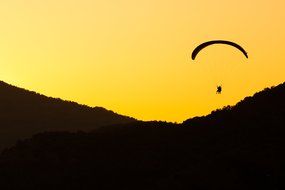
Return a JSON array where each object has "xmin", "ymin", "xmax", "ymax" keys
[
  {"xmin": 0, "ymin": 81, "xmax": 135, "ymax": 150},
  {"xmin": 1, "ymin": 82, "xmax": 285, "ymax": 189}
]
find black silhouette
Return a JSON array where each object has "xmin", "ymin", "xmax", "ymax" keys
[
  {"xmin": 216, "ymin": 85, "xmax": 222, "ymax": 94},
  {"xmin": 0, "ymin": 81, "xmax": 285, "ymax": 189},
  {"xmin": 0, "ymin": 81, "xmax": 136, "ymax": 150},
  {"xmin": 191, "ymin": 40, "xmax": 248, "ymax": 60}
]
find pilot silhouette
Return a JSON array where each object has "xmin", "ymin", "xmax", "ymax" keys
[{"xmin": 216, "ymin": 85, "xmax": 222, "ymax": 94}]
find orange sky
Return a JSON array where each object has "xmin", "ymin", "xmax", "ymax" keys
[{"xmin": 0, "ymin": 0, "xmax": 285, "ymax": 122}]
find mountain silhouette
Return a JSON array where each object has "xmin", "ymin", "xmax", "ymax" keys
[
  {"xmin": 0, "ymin": 81, "xmax": 136, "ymax": 150},
  {"xmin": 0, "ymin": 82, "xmax": 285, "ymax": 189}
]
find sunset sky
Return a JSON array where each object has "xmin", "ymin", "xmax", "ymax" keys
[{"xmin": 0, "ymin": 0, "xmax": 284, "ymax": 122}]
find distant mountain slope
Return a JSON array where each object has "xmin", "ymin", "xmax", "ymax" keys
[
  {"xmin": 0, "ymin": 82, "xmax": 285, "ymax": 189},
  {"xmin": 0, "ymin": 81, "xmax": 136, "ymax": 150},
  {"xmin": 183, "ymin": 82, "xmax": 285, "ymax": 127}
]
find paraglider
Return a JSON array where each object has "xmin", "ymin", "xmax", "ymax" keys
[
  {"xmin": 191, "ymin": 40, "xmax": 248, "ymax": 60},
  {"xmin": 191, "ymin": 40, "xmax": 248, "ymax": 94}
]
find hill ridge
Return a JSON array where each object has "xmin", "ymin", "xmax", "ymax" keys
[
  {"xmin": 183, "ymin": 82, "xmax": 285, "ymax": 125},
  {"xmin": 0, "ymin": 80, "xmax": 136, "ymax": 150},
  {"xmin": 1, "ymin": 81, "xmax": 285, "ymax": 189},
  {"xmin": 0, "ymin": 80, "xmax": 126, "ymax": 113}
]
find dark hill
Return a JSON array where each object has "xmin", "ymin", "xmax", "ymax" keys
[
  {"xmin": 1, "ymin": 82, "xmax": 285, "ymax": 189},
  {"xmin": 0, "ymin": 81, "xmax": 136, "ymax": 150}
]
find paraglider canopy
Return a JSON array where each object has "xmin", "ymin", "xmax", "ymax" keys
[{"xmin": 191, "ymin": 40, "xmax": 248, "ymax": 60}]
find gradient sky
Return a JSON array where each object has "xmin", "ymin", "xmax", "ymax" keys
[{"xmin": 0, "ymin": 0, "xmax": 285, "ymax": 122}]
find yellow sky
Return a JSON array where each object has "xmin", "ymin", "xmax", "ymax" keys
[{"xmin": 0, "ymin": 0, "xmax": 285, "ymax": 122}]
